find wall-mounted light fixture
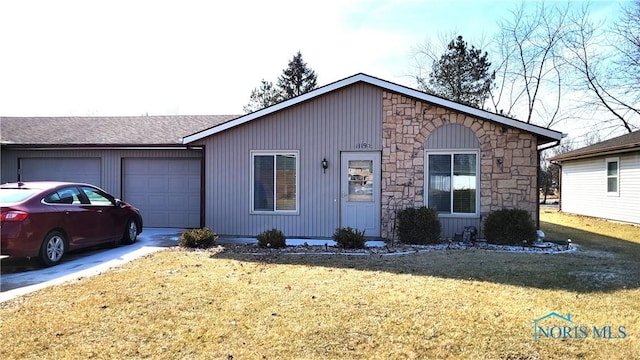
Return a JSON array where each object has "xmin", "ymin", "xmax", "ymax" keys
[{"xmin": 322, "ymin": 158, "xmax": 328, "ymax": 174}]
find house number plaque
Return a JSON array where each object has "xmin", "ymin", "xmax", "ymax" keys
[{"xmin": 355, "ymin": 142, "xmax": 372, "ymax": 149}]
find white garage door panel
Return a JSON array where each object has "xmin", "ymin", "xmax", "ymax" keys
[
  {"xmin": 20, "ymin": 158, "xmax": 101, "ymax": 185},
  {"xmin": 123, "ymin": 158, "xmax": 201, "ymax": 228}
]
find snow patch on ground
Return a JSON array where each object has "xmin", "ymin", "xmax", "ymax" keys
[
  {"xmin": 567, "ymin": 270, "xmax": 621, "ymax": 288},
  {"xmin": 214, "ymin": 241, "xmax": 577, "ymax": 257}
]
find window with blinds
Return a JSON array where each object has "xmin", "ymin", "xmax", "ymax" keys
[{"xmin": 426, "ymin": 151, "xmax": 478, "ymax": 215}]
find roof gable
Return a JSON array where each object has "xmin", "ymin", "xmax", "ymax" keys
[{"xmin": 182, "ymin": 73, "xmax": 563, "ymax": 144}]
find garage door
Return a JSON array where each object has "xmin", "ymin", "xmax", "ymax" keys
[
  {"xmin": 20, "ymin": 158, "xmax": 101, "ymax": 185},
  {"xmin": 123, "ymin": 158, "xmax": 201, "ymax": 228}
]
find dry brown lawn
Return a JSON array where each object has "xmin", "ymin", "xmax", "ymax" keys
[{"xmin": 1, "ymin": 208, "xmax": 639, "ymax": 359}]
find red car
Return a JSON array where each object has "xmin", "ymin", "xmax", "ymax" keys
[{"xmin": 1, "ymin": 182, "xmax": 143, "ymax": 266}]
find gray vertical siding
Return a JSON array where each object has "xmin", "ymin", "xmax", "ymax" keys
[
  {"xmin": 204, "ymin": 83, "xmax": 383, "ymax": 237},
  {"xmin": 425, "ymin": 123, "xmax": 480, "ymax": 149},
  {"xmin": 0, "ymin": 148, "xmax": 202, "ymax": 200},
  {"xmin": 425, "ymin": 124, "xmax": 482, "ymax": 238},
  {"xmin": 1, "ymin": 155, "xmax": 18, "ymax": 184}
]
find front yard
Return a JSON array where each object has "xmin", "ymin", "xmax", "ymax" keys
[{"xmin": 1, "ymin": 209, "xmax": 639, "ymax": 359}]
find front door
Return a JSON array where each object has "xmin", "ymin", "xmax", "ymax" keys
[{"xmin": 341, "ymin": 152, "xmax": 381, "ymax": 237}]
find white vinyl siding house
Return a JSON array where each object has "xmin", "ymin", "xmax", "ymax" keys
[
  {"xmin": 551, "ymin": 131, "xmax": 640, "ymax": 225},
  {"xmin": 561, "ymin": 154, "xmax": 639, "ymax": 224}
]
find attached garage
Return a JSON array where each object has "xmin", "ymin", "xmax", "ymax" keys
[
  {"xmin": 123, "ymin": 158, "xmax": 201, "ymax": 228},
  {"xmin": 20, "ymin": 158, "xmax": 102, "ymax": 185},
  {"xmin": 2, "ymin": 115, "xmax": 239, "ymax": 229}
]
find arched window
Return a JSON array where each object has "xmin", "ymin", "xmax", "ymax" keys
[{"xmin": 425, "ymin": 124, "xmax": 480, "ymax": 216}]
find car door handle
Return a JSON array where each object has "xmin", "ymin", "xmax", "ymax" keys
[{"xmin": 97, "ymin": 209, "xmax": 103, "ymax": 213}]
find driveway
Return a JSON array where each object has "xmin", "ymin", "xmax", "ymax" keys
[{"xmin": 0, "ymin": 228, "xmax": 181, "ymax": 303}]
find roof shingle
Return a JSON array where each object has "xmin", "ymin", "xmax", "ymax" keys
[
  {"xmin": 549, "ymin": 130, "xmax": 640, "ymax": 161},
  {"xmin": 0, "ymin": 115, "xmax": 240, "ymax": 146}
]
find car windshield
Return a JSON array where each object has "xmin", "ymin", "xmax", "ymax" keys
[{"xmin": 0, "ymin": 188, "xmax": 40, "ymax": 203}]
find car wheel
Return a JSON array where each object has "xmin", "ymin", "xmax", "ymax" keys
[
  {"xmin": 122, "ymin": 218, "xmax": 138, "ymax": 245},
  {"xmin": 39, "ymin": 231, "xmax": 66, "ymax": 267}
]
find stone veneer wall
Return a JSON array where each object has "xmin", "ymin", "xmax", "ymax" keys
[{"xmin": 380, "ymin": 91, "xmax": 539, "ymax": 239}]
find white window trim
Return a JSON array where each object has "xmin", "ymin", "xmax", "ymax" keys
[
  {"xmin": 424, "ymin": 149, "xmax": 480, "ymax": 217},
  {"xmin": 250, "ymin": 150, "xmax": 300, "ymax": 215},
  {"xmin": 606, "ymin": 157, "xmax": 620, "ymax": 196}
]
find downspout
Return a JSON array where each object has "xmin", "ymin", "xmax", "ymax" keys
[
  {"xmin": 550, "ymin": 160, "xmax": 562, "ymax": 212},
  {"xmin": 199, "ymin": 145, "xmax": 206, "ymax": 228},
  {"xmin": 536, "ymin": 149, "xmax": 541, "ymax": 229}
]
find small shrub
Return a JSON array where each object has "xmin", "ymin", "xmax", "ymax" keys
[
  {"xmin": 179, "ymin": 227, "xmax": 217, "ymax": 248},
  {"xmin": 257, "ymin": 228, "xmax": 286, "ymax": 248},
  {"xmin": 397, "ymin": 207, "xmax": 441, "ymax": 244},
  {"xmin": 333, "ymin": 227, "xmax": 366, "ymax": 249},
  {"xmin": 484, "ymin": 208, "xmax": 537, "ymax": 245}
]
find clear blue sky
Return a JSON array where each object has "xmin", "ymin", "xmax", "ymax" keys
[{"xmin": 0, "ymin": 0, "xmax": 623, "ymax": 123}]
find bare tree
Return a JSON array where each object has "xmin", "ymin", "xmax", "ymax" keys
[
  {"xmin": 562, "ymin": 4, "xmax": 639, "ymax": 134},
  {"xmin": 613, "ymin": 0, "xmax": 640, "ymax": 88},
  {"xmin": 494, "ymin": 2, "xmax": 570, "ymax": 128},
  {"xmin": 409, "ymin": 1, "xmax": 639, "ymax": 137},
  {"xmin": 539, "ymin": 137, "xmax": 582, "ymax": 204}
]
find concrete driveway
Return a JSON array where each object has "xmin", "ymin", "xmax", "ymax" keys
[{"xmin": 0, "ymin": 228, "xmax": 182, "ymax": 303}]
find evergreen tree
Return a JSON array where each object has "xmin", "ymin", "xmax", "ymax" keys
[
  {"xmin": 244, "ymin": 51, "xmax": 318, "ymax": 113},
  {"xmin": 421, "ymin": 36, "xmax": 494, "ymax": 108},
  {"xmin": 243, "ymin": 79, "xmax": 282, "ymax": 113},
  {"xmin": 277, "ymin": 51, "xmax": 318, "ymax": 99}
]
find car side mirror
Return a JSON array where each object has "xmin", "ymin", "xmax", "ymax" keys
[{"xmin": 113, "ymin": 199, "xmax": 124, "ymax": 207}]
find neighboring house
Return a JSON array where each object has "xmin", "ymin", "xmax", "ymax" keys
[
  {"xmin": 0, "ymin": 115, "xmax": 238, "ymax": 228},
  {"xmin": 549, "ymin": 131, "xmax": 640, "ymax": 225},
  {"xmin": 1, "ymin": 73, "xmax": 563, "ymax": 239}
]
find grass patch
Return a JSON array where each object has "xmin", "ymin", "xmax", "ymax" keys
[{"xmin": 1, "ymin": 209, "xmax": 639, "ymax": 359}]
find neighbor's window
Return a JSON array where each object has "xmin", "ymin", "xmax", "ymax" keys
[
  {"xmin": 606, "ymin": 157, "xmax": 619, "ymax": 195},
  {"xmin": 251, "ymin": 151, "xmax": 298, "ymax": 213},
  {"xmin": 426, "ymin": 151, "xmax": 478, "ymax": 215}
]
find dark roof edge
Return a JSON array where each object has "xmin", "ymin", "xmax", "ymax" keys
[
  {"xmin": 0, "ymin": 143, "xmax": 204, "ymax": 150},
  {"xmin": 0, "ymin": 114, "xmax": 240, "ymax": 120},
  {"xmin": 549, "ymin": 143, "xmax": 640, "ymax": 162}
]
